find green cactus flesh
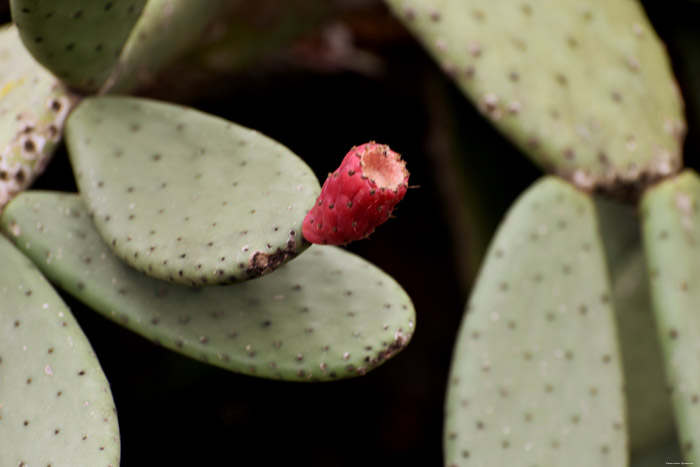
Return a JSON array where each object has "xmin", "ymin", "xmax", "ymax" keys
[
  {"xmin": 1, "ymin": 191, "xmax": 415, "ymax": 381},
  {"xmin": 640, "ymin": 169, "xmax": 700, "ymax": 461},
  {"xmin": 0, "ymin": 25, "xmax": 79, "ymax": 209},
  {"xmin": 10, "ymin": 0, "xmax": 146, "ymax": 93},
  {"xmin": 65, "ymin": 95, "xmax": 320, "ymax": 286},
  {"xmin": 386, "ymin": 0, "xmax": 685, "ymax": 196},
  {"xmin": 444, "ymin": 176, "xmax": 626, "ymax": 466},
  {"xmin": 0, "ymin": 234, "xmax": 119, "ymax": 466},
  {"xmin": 609, "ymin": 244, "xmax": 675, "ymax": 453},
  {"xmin": 104, "ymin": 0, "xmax": 229, "ymax": 94},
  {"xmin": 597, "ymin": 196, "xmax": 675, "ymax": 453}
]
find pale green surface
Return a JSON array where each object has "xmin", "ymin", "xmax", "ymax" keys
[
  {"xmin": 597, "ymin": 197, "xmax": 675, "ymax": 453},
  {"xmin": 641, "ymin": 170, "xmax": 700, "ymax": 462},
  {"xmin": 1, "ymin": 191, "xmax": 415, "ymax": 381},
  {"xmin": 386, "ymin": 0, "xmax": 685, "ymax": 192},
  {"xmin": 0, "ymin": 235, "xmax": 119, "ymax": 466},
  {"xmin": 444, "ymin": 176, "xmax": 626, "ymax": 466},
  {"xmin": 611, "ymin": 248, "xmax": 675, "ymax": 453},
  {"xmin": 11, "ymin": 0, "xmax": 146, "ymax": 92},
  {"xmin": 105, "ymin": 0, "xmax": 229, "ymax": 94},
  {"xmin": 66, "ymin": 96, "xmax": 320, "ymax": 285},
  {"xmin": 0, "ymin": 25, "xmax": 78, "ymax": 208}
]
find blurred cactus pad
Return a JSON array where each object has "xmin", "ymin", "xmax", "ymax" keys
[
  {"xmin": 2, "ymin": 0, "xmax": 700, "ymax": 464},
  {"xmin": 386, "ymin": 0, "xmax": 686, "ymax": 197}
]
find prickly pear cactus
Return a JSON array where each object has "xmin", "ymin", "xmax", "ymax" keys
[
  {"xmin": 596, "ymin": 197, "xmax": 675, "ymax": 453},
  {"xmin": 0, "ymin": 25, "xmax": 78, "ymax": 209},
  {"xmin": 1, "ymin": 191, "xmax": 415, "ymax": 381},
  {"xmin": 65, "ymin": 96, "xmax": 320, "ymax": 286},
  {"xmin": 10, "ymin": 0, "xmax": 146, "ymax": 92},
  {"xmin": 104, "ymin": 0, "xmax": 228, "ymax": 94},
  {"xmin": 444, "ymin": 177, "xmax": 626, "ymax": 466},
  {"xmin": 594, "ymin": 196, "xmax": 676, "ymax": 453},
  {"xmin": 641, "ymin": 169, "xmax": 700, "ymax": 462},
  {"xmin": 386, "ymin": 0, "xmax": 685, "ymax": 195},
  {"xmin": 0, "ymin": 235, "xmax": 119, "ymax": 466}
]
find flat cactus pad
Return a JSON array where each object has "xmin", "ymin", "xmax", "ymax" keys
[
  {"xmin": 444, "ymin": 176, "xmax": 626, "ymax": 466},
  {"xmin": 641, "ymin": 170, "xmax": 700, "ymax": 462},
  {"xmin": 0, "ymin": 25, "xmax": 78, "ymax": 209},
  {"xmin": 11, "ymin": 0, "xmax": 146, "ymax": 92},
  {"xmin": 1, "ymin": 191, "xmax": 416, "ymax": 381},
  {"xmin": 65, "ymin": 96, "xmax": 320, "ymax": 285},
  {"xmin": 0, "ymin": 235, "xmax": 119, "ymax": 466},
  {"xmin": 386, "ymin": 0, "xmax": 685, "ymax": 197}
]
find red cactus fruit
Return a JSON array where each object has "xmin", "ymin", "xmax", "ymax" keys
[{"xmin": 302, "ymin": 142, "xmax": 409, "ymax": 245}]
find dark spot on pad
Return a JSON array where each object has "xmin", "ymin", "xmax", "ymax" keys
[{"xmin": 246, "ymin": 232, "xmax": 298, "ymax": 276}]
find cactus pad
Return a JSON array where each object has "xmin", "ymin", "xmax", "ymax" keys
[
  {"xmin": 1, "ymin": 191, "xmax": 415, "ymax": 381},
  {"xmin": 640, "ymin": 170, "xmax": 700, "ymax": 461},
  {"xmin": 386, "ymin": 0, "xmax": 685, "ymax": 196},
  {"xmin": 444, "ymin": 176, "xmax": 626, "ymax": 466},
  {"xmin": 612, "ymin": 248, "xmax": 675, "ymax": 453},
  {"xmin": 10, "ymin": 0, "xmax": 146, "ymax": 92},
  {"xmin": 65, "ymin": 96, "xmax": 320, "ymax": 285},
  {"xmin": 0, "ymin": 235, "xmax": 119, "ymax": 466},
  {"xmin": 596, "ymin": 197, "xmax": 674, "ymax": 453},
  {"xmin": 104, "ymin": 0, "xmax": 228, "ymax": 94},
  {"xmin": 0, "ymin": 25, "xmax": 78, "ymax": 209}
]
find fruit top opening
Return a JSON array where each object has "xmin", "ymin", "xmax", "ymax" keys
[{"xmin": 361, "ymin": 145, "xmax": 408, "ymax": 189}]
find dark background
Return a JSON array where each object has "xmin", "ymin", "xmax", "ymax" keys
[{"xmin": 3, "ymin": 0, "xmax": 700, "ymax": 465}]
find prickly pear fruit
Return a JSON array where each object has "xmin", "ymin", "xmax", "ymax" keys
[{"xmin": 302, "ymin": 142, "xmax": 409, "ymax": 245}]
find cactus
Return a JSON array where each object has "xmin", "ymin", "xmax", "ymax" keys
[
  {"xmin": 103, "ymin": 0, "xmax": 229, "ymax": 94},
  {"xmin": 640, "ymin": 170, "xmax": 700, "ymax": 462},
  {"xmin": 0, "ymin": 25, "xmax": 79, "ymax": 208},
  {"xmin": 0, "ymin": 234, "xmax": 119, "ymax": 466},
  {"xmin": 303, "ymin": 142, "xmax": 409, "ymax": 245},
  {"xmin": 65, "ymin": 95, "xmax": 320, "ymax": 285},
  {"xmin": 1, "ymin": 191, "xmax": 415, "ymax": 381},
  {"xmin": 0, "ymin": 1, "xmax": 419, "ymax": 463},
  {"xmin": 384, "ymin": 0, "xmax": 700, "ymax": 464},
  {"xmin": 385, "ymin": 0, "xmax": 685, "ymax": 196},
  {"xmin": 10, "ymin": 0, "xmax": 147, "ymax": 92},
  {"xmin": 4, "ymin": 0, "xmax": 699, "ymax": 463},
  {"xmin": 597, "ymin": 197, "xmax": 675, "ymax": 452},
  {"xmin": 444, "ymin": 176, "xmax": 626, "ymax": 466}
]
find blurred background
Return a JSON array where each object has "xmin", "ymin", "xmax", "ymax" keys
[{"xmin": 3, "ymin": 0, "xmax": 700, "ymax": 464}]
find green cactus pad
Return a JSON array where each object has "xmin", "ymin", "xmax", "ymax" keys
[
  {"xmin": 386, "ymin": 0, "xmax": 685, "ymax": 196},
  {"xmin": 640, "ymin": 170, "xmax": 700, "ymax": 461},
  {"xmin": 65, "ymin": 96, "xmax": 320, "ymax": 285},
  {"xmin": 1, "ymin": 191, "xmax": 415, "ymax": 381},
  {"xmin": 596, "ymin": 198, "xmax": 675, "ymax": 453},
  {"xmin": 444, "ymin": 176, "xmax": 626, "ymax": 466},
  {"xmin": 10, "ymin": 0, "xmax": 146, "ymax": 92},
  {"xmin": 0, "ymin": 235, "xmax": 119, "ymax": 466},
  {"xmin": 104, "ymin": 0, "xmax": 228, "ymax": 94},
  {"xmin": 611, "ymin": 247, "xmax": 675, "ymax": 453},
  {"xmin": 0, "ymin": 25, "xmax": 79, "ymax": 209}
]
